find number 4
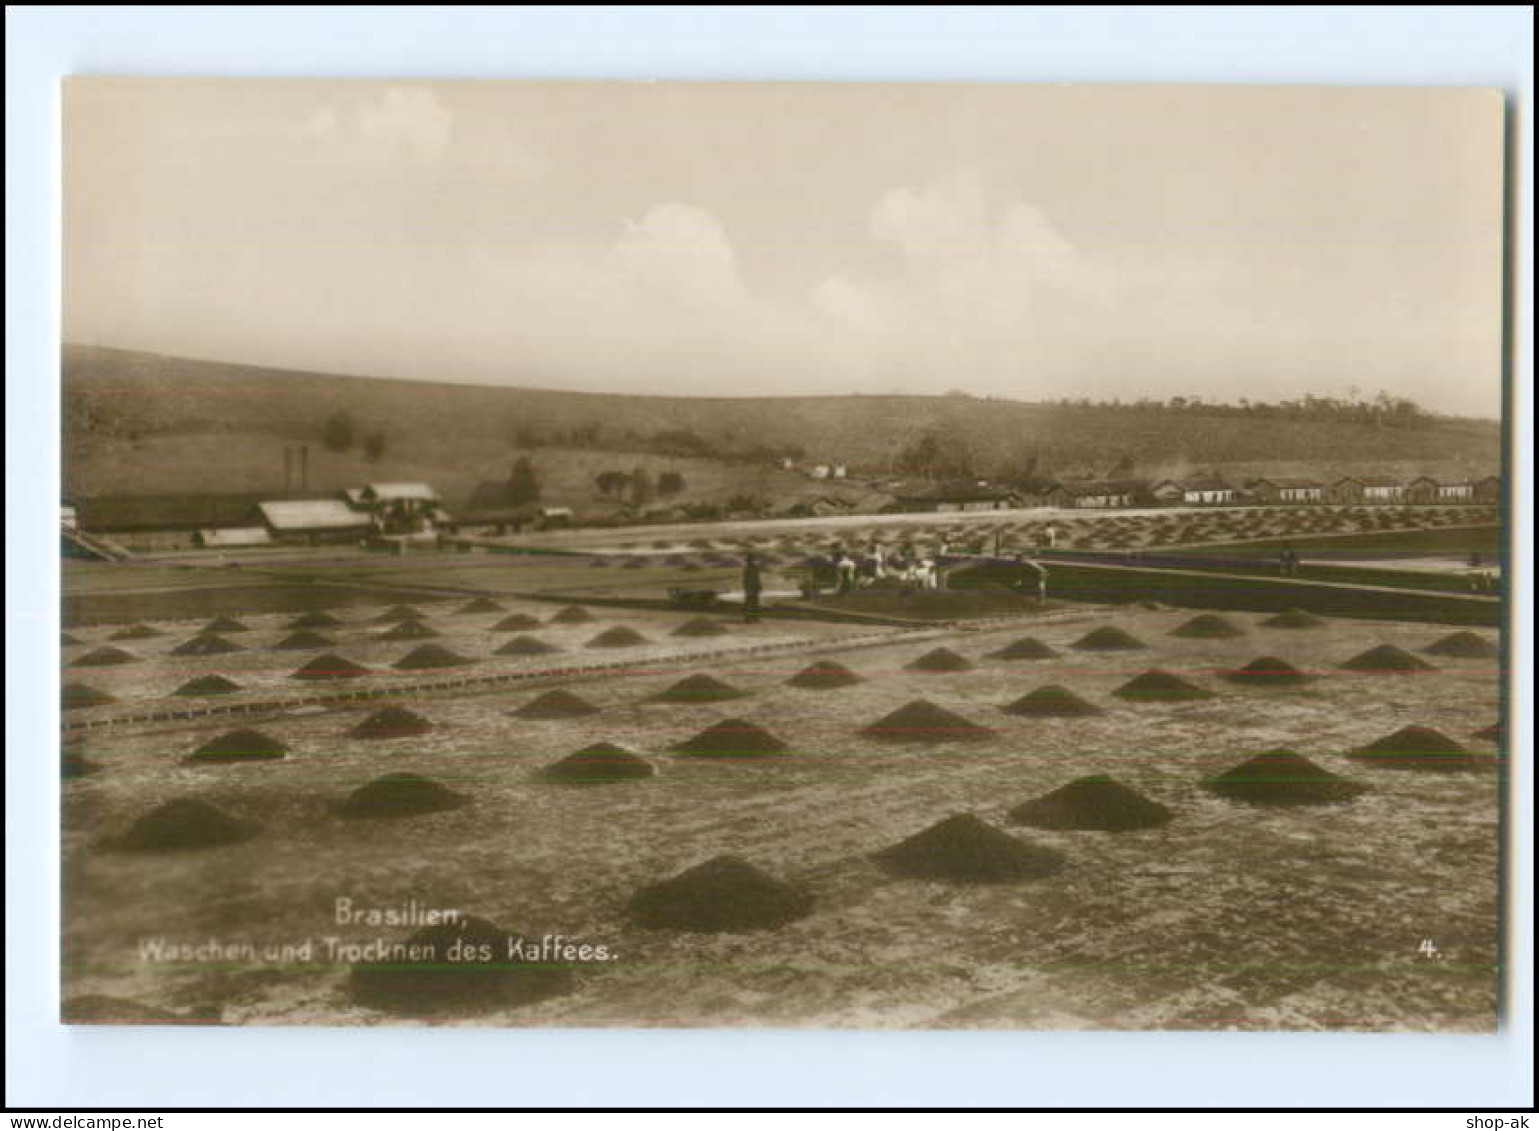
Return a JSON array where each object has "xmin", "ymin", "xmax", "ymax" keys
[{"xmin": 1418, "ymin": 938, "xmax": 1439, "ymax": 958}]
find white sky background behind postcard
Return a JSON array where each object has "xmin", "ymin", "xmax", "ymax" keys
[{"xmin": 64, "ymin": 79, "xmax": 1503, "ymax": 416}]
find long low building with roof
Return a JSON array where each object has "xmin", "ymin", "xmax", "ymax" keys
[
  {"xmin": 255, "ymin": 498, "xmax": 373, "ymax": 543},
  {"xmin": 344, "ymin": 481, "xmax": 447, "ymax": 535},
  {"xmin": 1247, "ymin": 477, "xmax": 1325, "ymax": 504},
  {"xmin": 1062, "ymin": 480, "xmax": 1143, "ymax": 508},
  {"xmin": 890, "ymin": 481, "xmax": 1020, "ymax": 513},
  {"xmin": 1148, "ymin": 476, "xmax": 1234, "ymax": 506},
  {"xmin": 70, "ymin": 494, "xmax": 265, "ymax": 549},
  {"xmin": 68, "ymin": 479, "xmax": 458, "ymax": 552},
  {"xmin": 1328, "ymin": 475, "xmax": 1404, "ymax": 504},
  {"xmin": 194, "ymin": 526, "xmax": 273, "ymax": 548}
]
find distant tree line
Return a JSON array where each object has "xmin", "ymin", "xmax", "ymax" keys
[
  {"xmin": 321, "ymin": 411, "xmax": 387, "ymax": 462},
  {"xmin": 467, "ymin": 457, "xmax": 542, "ymax": 512},
  {"xmin": 892, "ymin": 430, "xmax": 978, "ymax": 480},
  {"xmin": 594, "ymin": 467, "xmax": 687, "ymax": 508},
  {"xmin": 887, "ymin": 391, "xmax": 1439, "ymax": 486},
  {"xmin": 1042, "ymin": 391, "xmax": 1433, "ymax": 429},
  {"xmin": 507, "ymin": 417, "xmax": 802, "ymax": 466}
]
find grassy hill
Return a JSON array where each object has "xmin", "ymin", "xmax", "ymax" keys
[{"xmin": 62, "ymin": 345, "xmax": 1500, "ymax": 510}]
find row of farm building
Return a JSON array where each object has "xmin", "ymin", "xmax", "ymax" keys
[
  {"xmin": 66, "ymin": 482, "xmax": 483, "ymax": 552},
  {"xmin": 63, "ymin": 480, "xmax": 586, "ymax": 553},
  {"xmin": 892, "ymin": 473, "xmax": 1502, "ymax": 513},
  {"xmin": 63, "ymin": 471, "xmax": 1502, "ymax": 555}
]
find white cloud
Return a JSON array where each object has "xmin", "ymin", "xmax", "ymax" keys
[
  {"xmin": 808, "ymin": 171, "xmax": 1116, "ymax": 386},
  {"xmin": 291, "ymin": 107, "xmax": 340, "ymax": 142},
  {"xmin": 282, "ymin": 86, "xmax": 453, "ymax": 168},
  {"xmin": 609, "ymin": 204, "xmax": 747, "ymax": 308},
  {"xmin": 864, "ymin": 169, "xmax": 1104, "ymax": 315},
  {"xmin": 436, "ymin": 176, "xmax": 1117, "ymax": 396},
  {"xmin": 810, "ymin": 274, "xmax": 886, "ymax": 336},
  {"xmin": 273, "ymin": 87, "xmax": 540, "ymax": 182},
  {"xmin": 355, "ymin": 87, "xmax": 453, "ymax": 164},
  {"xmin": 88, "ymin": 158, "xmax": 1120, "ymax": 399},
  {"xmin": 996, "ymin": 200, "xmax": 1083, "ymax": 290}
]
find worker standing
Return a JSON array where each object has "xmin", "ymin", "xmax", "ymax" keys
[
  {"xmin": 918, "ymin": 552, "xmax": 938, "ymax": 590},
  {"xmin": 1017, "ymin": 554, "xmax": 1049, "ymax": 604},
  {"xmin": 742, "ymin": 553, "xmax": 763, "ymax": 623},
  {"xmin": 835, "ymin": 549, "xmax": 856, "ymax": 594}
]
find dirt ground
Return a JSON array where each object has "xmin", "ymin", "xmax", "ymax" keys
[{"xmin": 61, "ymin": 593, "xmax": 1502, "ymax": 1032}]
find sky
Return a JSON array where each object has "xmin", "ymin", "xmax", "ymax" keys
[{"xmin": 62, "ymin": 78, "xmax": 1506, "ymax": 416}]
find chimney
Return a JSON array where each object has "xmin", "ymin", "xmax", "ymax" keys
[{"xmin": 283, "ymin": 446, "xmax": 293, "ymax": 497}]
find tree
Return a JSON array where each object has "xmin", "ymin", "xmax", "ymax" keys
[
  {"xmin": 468, "ymin": 480, "xmax": 513, "ymax": 510},
  {"xmin": 651, "ymin": 429, "xmax": 712, "ymax": 457},
  {"xmin": 594, "ymin": 470, "xmax": 630, "ymax": 499},
  {"xmin": 658, "ymin": 471, "xmax": 686, "ymax": 498},
  {"xmin": 996, "ymin": 448, "xmax": 1039, "ymax": 485},
  {"xmin": 362, "ymin": 430, "xmax": 387, "ymax": 462},
  {"xmin": 724, "ymin": 493, "xmax": 767, "ymax": 516},
  {"xmin": 322, "ymin": 411, "xmax": 356, "ymax": 452},
  {"xmin": 630, "ymin": 466, "xmax": 654, "ymax": 508},
  {"xmin": 894, "ymin": 428, "xmax": 974, "ymax": 480},
  {"xmin": 507, "ymin": 457, "xmax": 541, "ymax": 505}
]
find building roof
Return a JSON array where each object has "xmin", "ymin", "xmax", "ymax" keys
[
  {"xmin": 197, "ymin": 526, "xmax": 272, "ymax": 547},
  {"xmin": 1013, "ymin": 477, "xmax": 1065, "ymax": 494},
  {"xmin": 1064, "ymin": 479, "xmax": 1142, "ymax": 497},
  {"xmin": 258, "ymin": 499, "xmax": 372, "ymax": 531},
  {"xmin": 1181, "ymin": 476, "xmax": 1231, "ymax": 492},
  {"xmin": 894, "ymin": 481, "xmax": 1016, "ymax": 502},
  {"xmin": 1250, "ymin": 477, "xmax": 1323, "ymax": 489},
  {"xmin": 362, "ymin": 482, "xmax": 439, "ymax": 503},
  {"xmin": 74, "ymin": 494, "xmax": 265, "ymax": 533},
  {"xmin": 1354, "ymin": 476, "xmax": 1403, "ymax": 488}
]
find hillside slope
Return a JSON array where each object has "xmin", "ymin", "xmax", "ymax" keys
[{"xmin": 62, "ymin": 345, "xmax": 1500, "ymax": 506}]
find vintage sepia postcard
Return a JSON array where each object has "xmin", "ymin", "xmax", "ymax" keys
[{"xmin": 60, "ymin": 78, "xmax": 1507, "ymax": 1032}]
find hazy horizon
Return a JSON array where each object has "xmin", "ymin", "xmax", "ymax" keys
[
  {"xmin": 61, "ymin": 340, "xmax": 1504, "ymax": 422},
  {"xmin": 64, "ymin": 79, "xmax": 1506, "ymax": 416}
]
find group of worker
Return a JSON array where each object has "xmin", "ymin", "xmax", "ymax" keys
[
  {"xmin": 824, "ymin": 543, "xmax": 948, "ymax": 594},
  {"xmin": 1466, "ymin": 552, "xmax": 1498, "ymax": 592},
  {"xmin": 741, "ymin": 532, "xmax": 1497, "ymax": 625},
  {"xmin": 742, "ymin": 540, "xmax": 1049, "ymax": 621}
]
